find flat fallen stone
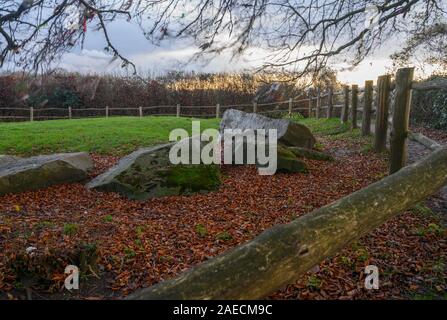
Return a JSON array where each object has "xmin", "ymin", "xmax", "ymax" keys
[
  {"xmin": 0, "ymin": 155, "xmax": 20, "ymax": 167},
  {"xmin": 0, "ymin": 152, "xmax": 93, "ymax": 196},
  {"xmin": 220, "ymin": 109, "xmax": 316, "ymax": 148},
  {"xmin": 86, "ymin": 143, "xmax": 221, "ymax": 200}
]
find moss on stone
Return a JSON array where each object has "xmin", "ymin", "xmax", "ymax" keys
[
  {"xmin": 162, "ymin": 164, "xmax": 221, "ymax": 193},
  {"xmin": 277, "ymin": 145, "xmax": 296, "ymax": 159},
  {"xmin": 276, "ymin": 145, "xmax": 308, "ymax": 173}
]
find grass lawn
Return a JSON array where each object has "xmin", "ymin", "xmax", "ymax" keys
[
  {"xmin": 297, "ymin": 117, "xmax": 351, "ymax": 135},
  {"xmin": 0, "ymin": 115, "xmax": 353, "ymax": 156},
  {"xmin": 0, "ymin": 116, "xmax": 220, "ymax": 156}
]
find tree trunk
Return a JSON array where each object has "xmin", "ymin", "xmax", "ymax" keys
[{"xmin": 127, "ymin": 147, "xmax": 447, "ymax": 300}]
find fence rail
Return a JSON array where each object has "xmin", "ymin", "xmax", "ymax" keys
[
  {"xmin": 1, "ymin": 75, "xmax": 447, "ymax": 123},
  {"xmin": 1, "ymin": 68, "xmax": 446, "ymax": 174},
  {"xmin": 0, "ymin": 86, "xmax": 348, "ymax": 122}
]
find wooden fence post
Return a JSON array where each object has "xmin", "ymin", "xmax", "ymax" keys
[
  {"xmin": 327, "ymin": 87, "xmax": 333, "ymax": 118},
  {"xmin": 308, "ymin": 91, "xmax": 312, "ymax": 118},
  {"xmin": 216, "ymin": 103, "xmax": 220, "ymax": 118},
  {"xmin": 68, "ymin": 106, "xmax": 72, "ymax": 120},
  {"xmin": 389, "ymin": 67, "xmax": 414, "ymax": 174},
  {"xmin": 288, "ymin": 98, "xmax": 293, "ymax": 115},
  {"xmin": 362, "ymin": 81, "xmax": 373, "ymax": 135},
  {"xmin": 315, "ymin": 88, "xmax": 321, "ymax": 119},
  {"xmin": 106, "ymin": 106, "xmax": 109, "ymax": 118},
  {"xmin": 30, "ymin": 107, "xmax": 33, "ymax": 122},
  {"xmin": 176, "ymin": 104, "xmax": 180, "ymax": 117},
  {"xmin": 351, "ymin": 85, "xmax": 358, "ymax": 129},
  {"xmin": 253, "ymin": 102, "xmax": 257, "ymax": 114},
  {"xmin": 341, "ymin": 85, "xmax": 349, "ymax": 123},
  {"xmin": 374, "ymin": 75, "xmax": 391, "ymax": 153},
  {"xmin": 139, "ymin": 106, "xmax": 143, "ymax": 118}
]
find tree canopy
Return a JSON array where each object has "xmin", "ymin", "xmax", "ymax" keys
[{"xmin": 1, "ymin": 0, "xmax": 446, "ymax": 75}]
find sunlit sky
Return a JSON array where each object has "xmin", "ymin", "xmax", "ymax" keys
[{"xmin": 53, "ymin": 17, "xmax": 431, "ymax": 86}]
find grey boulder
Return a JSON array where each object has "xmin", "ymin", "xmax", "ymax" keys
[
  {"xmin": 0, "ymin": 153, "xmax": 93, "ymax": 196},
  {"xmin": 220, "ymin": 109, "xmax": 316, "ymax": 148},
  {"xmin": 86, "ymin": 143, "xmax": 221, "ymax": 200},
  {"xmin": 0, "ymin": 155, "xmax": 20, "ymax": 167}
]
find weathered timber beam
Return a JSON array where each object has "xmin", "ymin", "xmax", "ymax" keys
[
  {"xmin": 412, "ymin": 79, "xmax": 447, "ymax": 91},
  {"xmin": 408, "ymin": 132, "xmax": 443, "ymax": 151},
  {"xmin": 127, "ymin": 147, "xmax": 447, "ymax": 300}
]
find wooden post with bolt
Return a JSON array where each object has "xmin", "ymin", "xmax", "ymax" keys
[
  {"xmin": 327, "ymin": 87, "xmax": 334, "ymax": 118},
  {"xmin": 389, "ymin": 67, "xmax": 414, "ymax": 174},
  {"xmin": 374, "ymin": 75, "xmax": 391, "ymax": 153},
  {"xmin": 362, "ymin": 81, "xmax": 373, "ymax": 135},
  {"xmin": 351, "ymin": 85, "xmax": 358, "ymax": 129},
  {"xmin": 341, "ymin": 85, "xmax": 350, "ymax": 123},
  {"xmin": 316, "ymin": 88, "xmax": 321, "ymax": 119}
]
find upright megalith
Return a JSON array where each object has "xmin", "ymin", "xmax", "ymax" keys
[
  {"xmin": 220, "ymin": 109, "xmax": 316, "ymax": 148},
  {"xmin": 87, "ymin": 142, "xmax": 221, "ymax": 200},
  {"xmin": 0, "ymin": 153, "xmax": 93, "ymax": 195}
]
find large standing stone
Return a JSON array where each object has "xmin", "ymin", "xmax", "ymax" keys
[
  {"xmin": 0, "ymin": 153, "xmax": 93, "ymax": 195},
  {"xmin": 86, "ymin": 143, "xmax": 221, "ymax": 200},
  {"xmin": 220, "ymin": 109, "xmax": 316, "ymax": 148}
]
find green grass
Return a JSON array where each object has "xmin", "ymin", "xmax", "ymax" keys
[
  {"xmin": 63, "ymin": 223, "xmax": 78, "ymax": 236},
  {"xmin": 296, "ymin": 117, "xmax": 351, "ymax": 136},
  {"xmin": 195, "ymin": 224, "xmax": 208, "ymax": 237},
  {"xmin": 0, "ymin": 116, "xmax": 220, "ymax": 156}
]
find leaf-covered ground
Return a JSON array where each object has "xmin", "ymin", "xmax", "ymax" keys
[{"xmin": 0, "ymin": 124, "xmax": 445, "ymax": 300}]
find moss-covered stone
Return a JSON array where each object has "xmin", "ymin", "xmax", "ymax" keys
[
  {"xmin": 162, "ymin": 164, "xmax": 221, "ymax": 193},
  {"xmin": 277, "ymin": 145, "xmax": 296, "ymax": 159},
  {"xmin": 276, "ymin": 145, "xmax": 307, "ymax": 173},
  {"xmin": 87, "ymin": 143, "xmax": 221, "ymax": 200},
  {"xmin": 0, "ymin": 153, "xmax": 93, "ymax": 196}
]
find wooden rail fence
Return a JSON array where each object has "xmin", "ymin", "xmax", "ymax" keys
[
  {"xmin": 126, "ymin": 67, "xmax": 447, "ymax": 300},
  {"xmin": 1, "ymin": 68, "xmax": 446, "ymax": 174}
]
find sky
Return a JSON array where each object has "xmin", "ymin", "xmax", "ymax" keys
[{"xmin": 54, "ymin": 15, "xmax": 426, "ymax": 86}]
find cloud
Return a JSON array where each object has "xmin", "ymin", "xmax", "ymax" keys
[{"xmin": 58, "ymin": 49, "xmax": 121, "ymax": 73}]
